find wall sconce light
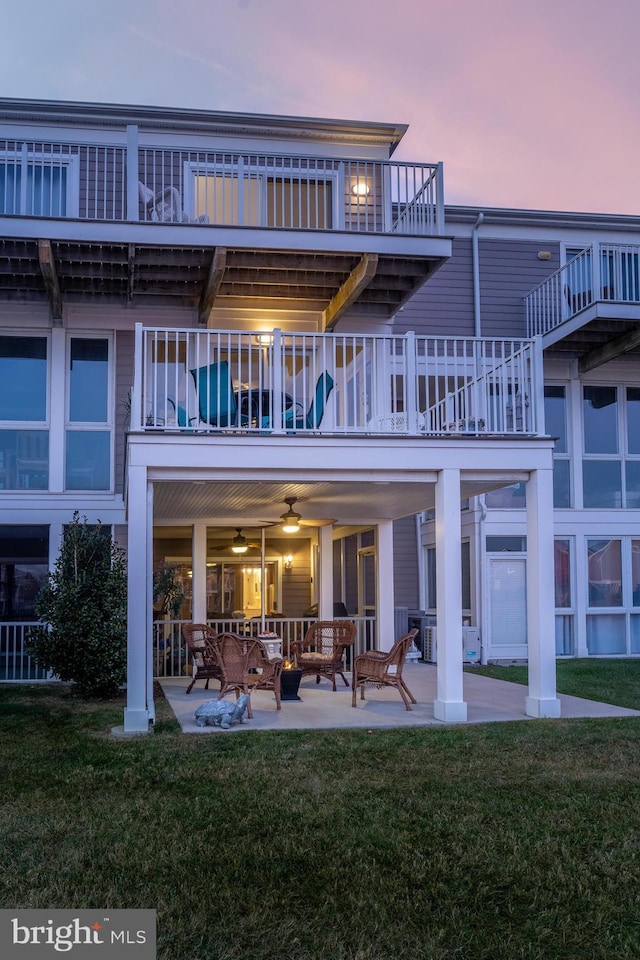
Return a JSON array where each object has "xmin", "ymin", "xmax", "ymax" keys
[
  {"xmin": 284, "ymin": 554, "xmax": 293, "ymax": 571},
  {"xmin": 255, "ymin": 333, "xmax": 275, "ymax": 345},
  {"xmin": 351, "ymin": 180, "xmax": 370, "ymax": 197},
  {"xmin": 537, "ymin": 251, "xmax": 552, "ymax": 261}
]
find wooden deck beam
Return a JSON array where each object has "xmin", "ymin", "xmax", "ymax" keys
[
  {"xmin": 323, "ymin": 253, "xmax": 378, "ymax": 330},
  {"xmin": 37, "ymin": 239, "xmax": 63, "ymax": 324},
  {"xmin": 198, "ymin": 247, "xmax": 227, "ymax": 325}
]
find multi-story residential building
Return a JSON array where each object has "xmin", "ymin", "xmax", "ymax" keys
[{"xmin": 5, "ymin": 96, "xmax": 608, "ymax": 733}]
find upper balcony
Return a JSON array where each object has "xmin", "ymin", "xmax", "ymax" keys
[
  {"xmin": 525, "ymin": 242, "xmax": 640, "ymax": 373},
  {"xmin": 0, "ymin": 123, "xmax": 450, "ymax": 325},
  {"xmin": 131, "ymin": 324, "xmax": 544, "ymax": 440}
]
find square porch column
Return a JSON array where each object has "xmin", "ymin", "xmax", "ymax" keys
[
  {"xmin": 318, "ymin": 524, "xmax": 334, "ymax": 620},
  {"xmin": 376, "ymin": 520, "xmax": 395, "ymax": 649},
  {"xmin": 434, "ymin": 468, "xmax": 467, "ymax": 722},
  {"xmin": 526, "ymin": 468, "xmax": 561, "ymax": 718},
  {"xmin": 124, "ymin": 464, "xmax": 152, "ymax": 733},
  {"xmin": 191, "ymin": 522, "xmax": 208, "ymax": 624}
]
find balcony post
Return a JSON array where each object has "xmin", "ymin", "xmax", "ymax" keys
[
  {"xmin": 131, "ymin": 323, "xmax": 144, "ymax": 430},
  {"xmin": 591, "ymin": 242, "xmax": 601, "ymax": 301},
  {"xmin": 435, "ymin": 161, "xmax": 445, "ymax": 234},
  {"xmin": 126, "ymin": 124, "xmax": 140, "ymax": 221},
  {"xmin": 123, "ymin": 464, "xmax": 152, "ymax": 733}
]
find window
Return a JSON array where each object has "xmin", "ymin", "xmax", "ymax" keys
[
  {"xmin": 545, "ymin": 385, "xmax": 570, "ymax": 507},
  {"xmin": 0, "ymin": 152, "xmax": 78, "ymax": 217},
  {"xmin": 485, "ymin": 483, "xmax": 526, "ymax": 509},
  {"xmin": 0, "ymin": 525, "xmax": 49, "ymax": 621},
  {"xmin": 581, "ymin": 385, "xmax": 640, "ymax": 508},
  {"xmin": 65, "ymin": 338, "xmax": 111, "ymax": 491},
  {"xmin": 0, "ymin": 336, "xmax": 49, "ymax": 490}
]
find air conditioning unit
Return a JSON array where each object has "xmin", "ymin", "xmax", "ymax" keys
[
  {"xmin": 463, "ymin": 627, "xmax": 481, "ymax": 663},
  {"xmin": 423, "ymin": 626, "xmax": 437, "ymax": 662}
]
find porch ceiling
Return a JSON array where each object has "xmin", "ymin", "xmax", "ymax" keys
[
  {"xmin": 150, "ymin": 476, "xmax": 522, "ymax": 525},
  {"xmin": 542, "ymin": 303, "xmax": 640, "ymax": 373},
  {"xmin": 0, "ymin": 236, "xmax": 444, "ymax": 324}
]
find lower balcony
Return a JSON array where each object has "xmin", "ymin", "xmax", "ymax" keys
[{"xmin": 132, "ymin": 325, "xmax": 544, "ymax": 439}]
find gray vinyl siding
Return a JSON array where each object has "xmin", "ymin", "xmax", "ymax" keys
[
  {"xmin": 394, "ymin": 238, "xmax": 475, "ymax": 336},
  {"xmin": 478, "ymin": 240, "xmax": 561, "ymax": 338},
  {"xmin": 395, "ymin": 237, "xmax": 561, "ymax": 340},
  {"xmin": 393, "ymin": 515, "xmax": 419, "ymax": 609},
  {"xmin": 115, "ymin": 329, "xmax": 134, "ymax": 495}
]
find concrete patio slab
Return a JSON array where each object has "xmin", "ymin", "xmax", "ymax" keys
[{"xmin": 159, "ymin": 662, "xmax": 640, "ymax": 733}]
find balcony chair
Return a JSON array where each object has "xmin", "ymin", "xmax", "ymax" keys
[
  {"xmin": 182, "ymin": 623, "xmax": 221, "ymax": 694},
  {"xmin": 292, "ymin": 619, "xmax": 356, "ymax": 691},
  {"xmin": 188, "ymin": 359, "xmax": 239, "ymax": 427},
  {"xmin": 260, "ymin": 371, "xmax": 334, "ymax": 430},
  {"xmin": 351, "ymin": 629, "xmax": 419, "ymax": 711},
  {"xmin": 212, "ymin": 633, "xmax": 283, "ymax": 717},
  {"xmin": 138, "ymin": 181, "xmax": 209, "ymax": 224}
]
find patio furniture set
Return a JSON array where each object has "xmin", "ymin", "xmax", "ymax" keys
[{"xmin": 182, "ymin": 621, "xmax": 419, "ymax": 722}]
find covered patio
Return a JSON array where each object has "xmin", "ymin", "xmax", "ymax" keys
[{"xmin": 160, "ymin": 663, "xmax": 640, "ymax": 733}]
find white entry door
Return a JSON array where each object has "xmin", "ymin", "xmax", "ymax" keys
[{"xmin": 487, "ymin": 556, "xmax": 527, "ymax": 659}]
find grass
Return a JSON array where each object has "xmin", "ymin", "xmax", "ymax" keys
[
  {"xmin": 1, "ymin": 680, "xmax": 639, "ymax": 960},
  {"xmin": 466, "ymin": 657, "xmax": 640, "ymax": 710}
]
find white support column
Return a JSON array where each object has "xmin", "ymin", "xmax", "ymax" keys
[
  {"xmin": 318, "ymin": 525, "xmax": 334, "ymax": 620},
  {"xmin": 124, "ymin": 464, "xmax": 152, "ymax": 733},
  {"xmin": 191, "ymin": 522, "xmax": 207, "ymax": 623},
  {"xmin": 434, "ymin": 468, "xmax": 467, "ymax": 722},
  {"xmin": 526, "ymin": 468, "xmax": 561, "ymax": 718},
  {"xmin": 376, "ymin": 520, "xmax": 395, "ymax": 650},
  {"xmin": 145, "ymin": 483, "xmax": 155, "ymax": 724}
]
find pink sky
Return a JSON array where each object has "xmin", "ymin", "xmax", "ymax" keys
[{"xmin": 2, "ymin": 0, "xmax": 639, "ymax": 214}]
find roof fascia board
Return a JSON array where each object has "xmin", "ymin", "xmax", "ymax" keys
[
  {"xmin": 446, "ymin": 204, "xmax": 640, "ymax": 233},
  {"xmin": 0, "ymin": 98, "xmax": 407, "ymax": 156}
]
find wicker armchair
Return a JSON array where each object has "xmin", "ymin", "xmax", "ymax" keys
[
  {"xmin": 213, "ymin": 633, "xmax": 283, "ymax": 717},
  {"xmin": 182, "ymin": 623, "xmax": 221, "ymax": 694},
  {"xmin": 292, "ymin": 619, "xmax": 357, "ymax": 691},
  {"xmin": 351, "ymin": 629, "xmax": 419, "ymax": 711}
]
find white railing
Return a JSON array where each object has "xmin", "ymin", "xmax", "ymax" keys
[
  {"xmin": 153, "ymin": 617, "xmax": 377, "ymax": 679},
  {"xmin": 134, "ymin": 325, "xmax": 542, "ymax": 438},
  {"xmin": 0, "ymin": 622, "xmax": 52, "ymax": 682},
  {"xmin": 1, "ymin": 134, "xmax": 444, "ymax": 236},
  {"xmin": 526, "ymin": 243, "xmax": 640, "ymax": 337}
]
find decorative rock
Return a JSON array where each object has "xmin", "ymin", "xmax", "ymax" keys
[{"xmin": 195, "ymin": 693, "xmax": 250, "ymax": 729}]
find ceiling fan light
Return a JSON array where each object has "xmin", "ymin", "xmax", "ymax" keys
[
  {"xmin": 231, "ymin": 529, "xmax": 249, "ymax": 554},
  {"xmin": 280, "ymin": 496, "xmax": 302, "ymax": 533}
]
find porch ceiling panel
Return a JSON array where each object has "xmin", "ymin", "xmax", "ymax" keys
[
  {"xmin": 150, "ymin": 475, "xmax": 523, "ymax": 524},
  {"xmin": 543, "ymin": 306, "xmax": 640, "ymax": 370},
  {"xmin": 0, "ymin": 236, "xmax": 444, "ymax": 318}
]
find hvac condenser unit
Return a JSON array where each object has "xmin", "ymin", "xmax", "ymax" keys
[
  {"xmin": 462, "ymin": 627, "xmax": 481, "ymax": 663},
  {"xmin": 423, "ymin": 626, "xmax": 437, "ymax": 662},
  {"xmin": 422, "ymin": 626, "xmax": 481, "ymax": 664}
]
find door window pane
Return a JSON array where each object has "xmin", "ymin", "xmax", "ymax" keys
[
  {"xmin": 625, "ymin": 461, "xmax": 640, "ymax": 508},
  {"xmin": 0, "ymin": 525, "xmax": 49, "ymax": 621},
  {"xmin": 583, "ymin": 386, "xmax": 617, "ymax": 453},
  {"xmin": 630, "ymin": 615, "xmax": 640, "ymax": 653},
  {"xmin": 632, "ymin": 541, "xmax": 640, "ymax": 607},
  {"xmin": 69, "ymin": 339, "xmax": 108, "ymax": 422},
  {"xmin": 0, "ymin": 337, "xmax": 47, "ymax": 421},
  {"xmin": 65, "ymin": 431, "xmax": 110, "ymax": 490},
  {"xmin": 583, "ymin": 460, "xmax": 621, "ymax": 508},
  {"xmin": 554, "ymin": 539, "xmax": 571, "ymax": 607},
  {"xmin": 553, "ymin": 459, "xmax": 571, "ymax": 508},
  {"xmin": 555, "ymin": 615, "xmax": 573, "ymax": 655},
  {"xmin": 588, "ymin": 539, "xmax": 622, "ymax": 607}
]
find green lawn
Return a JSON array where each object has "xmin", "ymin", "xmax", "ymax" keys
[
  {"xmin": 1, "ymin": 679, "xmax": 640, "ymax": 960},
  {"xmin": 466, "ymin": 657, "xmax": 640, "ymax": 710}
]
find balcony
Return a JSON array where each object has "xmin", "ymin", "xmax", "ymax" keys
[
  {"xmin": 525, "ymin": 243, "xmax": 640, "ymax": 371},
  {"xmin": 0, "ymin": 131, "xmax": 449, "ymax": 321},
  {"xmin": 132, "ymin": 325, "xmax": 544, "ymax": 439}
]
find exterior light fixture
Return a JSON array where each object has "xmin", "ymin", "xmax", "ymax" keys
[
  {"xmin": 230, "ymin": 528, "xmax": 249, "ymax": 554},
  {"xmin": 280, "ymin": 496, "xmax": 302, "ymax": 533},
  {"xmin": 537, "ymin": 251, "xmax": 552, "ymax": 261},
  {"xmin": 284, "ymin": 554, "xmax": 293, "ymax": 571},
  {"xmin": 351, "ymin": 180, "xmax": 370, "ymax": 197},
  {"xmin": 255, "ymin": 333, "xmax": 275, "ymax": 345}
]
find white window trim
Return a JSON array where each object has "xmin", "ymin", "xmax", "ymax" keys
[
  {"xmin": 0, "ymin": 149, "xmax": 79, "ymax": 218},
  {"xmin": 64, "ymin": 333, "xmax": 114, "ymax": 493}
]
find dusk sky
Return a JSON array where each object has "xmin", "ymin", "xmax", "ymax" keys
[{"xmin": 2, "ymin": 0, "xmax": 639, "ymax": 214}]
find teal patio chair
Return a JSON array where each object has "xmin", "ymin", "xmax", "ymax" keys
[
  {"xmin": 261, "ymin": 371, "xmax": 334, "ymax": 430},
  {"xmin": 189, "ymin": 360, "xmax": 238, "ymax": 427}
]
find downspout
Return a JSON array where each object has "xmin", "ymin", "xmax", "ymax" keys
[{"xmin": 472, "ymin": 212, "xmax": 484, "ymax": 338}]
